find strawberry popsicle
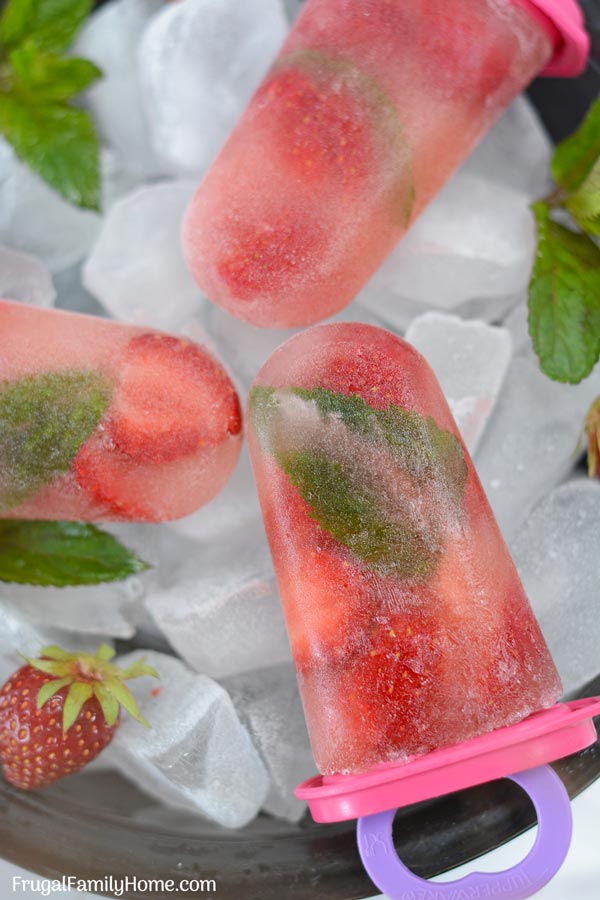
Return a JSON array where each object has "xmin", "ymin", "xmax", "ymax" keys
[
  {"xmin": 0, "ymin": 300, "xmax": 242, "ymax": 522},
  {"xmin": 247, "ymin": 323, "xmax": 561, "ymax": 775},
  {"xmin": 183, "ymin": 0, "xmax": 585, "ymax": 328}
]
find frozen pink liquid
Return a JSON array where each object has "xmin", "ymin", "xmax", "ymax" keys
[
  {"xmin": 183, "ymin": 0, "xmax": 553, "ymax": 328},
  {"xmin": 247, "ymin": 323, "xmax": 561, "ymax": 775},
  {"xmin": 0, "ymin": 301, "xmax": 242, "ymax": 522}
]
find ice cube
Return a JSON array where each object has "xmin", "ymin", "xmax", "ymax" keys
[
  {"xmin": 203, "ymin": 295, "xmax": 387, "ymax": 392},
  {"xmin": 224, "ymin": 664, "xmax": 314, "ymax": 822},
  {"xmin": 168, "ymin": 446, "xmax": 260, "ymax": 544},
  {"xmin": 502, "ymin": 301, "xmax": 534, "ymax": 358},
  {"xmin": 356, "ymin": 174, "xmax": 535, "ymax": 330},
  {"xmin": 73, "ymin": 0, "xmax": 165, "ymax": 178},
  {"xmin": 511, "ymin": 479, "xmax": 600, "ymax": 696},
  {"xmin": 53, "ymin": 263, "xmax": 106, "ymax": 317},
  {"xmin": 0, "ymin": 578, "xmax": 144, "ymax": 640},
  {"xmin": 474, "ymin": 357, "xmax": 600, "ymax": 539},
  {"xmin": 462, "ymin": 96, "xmax": 553, "ymax": 198},
  {"xmin": 0, "ymin": 245, "xmax": 55, "ymax": 307},
  {"xmin": 138, "ymin": 0, "xmax": 288, "ymax": 178},
  {"xmin": 282, "ymin": 0, "xmax": 304, "ymax": 21},
  {"xmin": 0, "ymin": 602, "xmax": 111, "ymax": 684},
  {"xmin": 146, "ymin": 530, "xmax": 291, "ymax": 679},
  {"xmin": 405, "ymin": 313, "xmax": 512, "ymax": 453},
  {"xmin": 105, "ymin": 650, "xmax": 269, "ymax": 828},
  {"xmin": 83, "ymin": 181, "xmax": 205, "ymax": 330},
  {"xmin": 0, "ymin": 140, "xmax": 101, "ymax": 273},
  {"xmin": 202, "ymin": 302, "xmax": 297, "ymax": 391}
]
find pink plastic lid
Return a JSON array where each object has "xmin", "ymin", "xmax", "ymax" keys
[
  {"xmin": 514, "ymin": 0, "xmax": 589, "ymax": 76},
  {"xmin": 296, "ymin": 697, "xmax": 600, "ymax": 823}
]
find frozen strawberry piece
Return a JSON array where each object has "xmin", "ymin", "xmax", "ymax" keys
[
  {"xmin": 109, "ymin": 333, "xmax": 241, "ymax": 464},
  {"xmin": 256, "ymin": 64, "xmax": 374, "ymax": 187},
  {"xmin": 73, "ymin": 432, "xmax": 237, "ymax": 522},
  {"xmin": 215, "ymin": 216, "xmax": 325, "ymax": 302}
]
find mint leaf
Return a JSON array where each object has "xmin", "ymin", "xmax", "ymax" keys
[
  {"xmin": 0, "ymin": 0, "xmax": 36, "ymax": 48},
  {"xmin": 551, "ymin": 96, "xmax": 600, "ymax": 193},
  {"xmin": 296, "ymin": 387, "xmax": 467, "ymax": 498},
  {"xmin": 249, "ymin": 385, "xmax": 467, "ymax": 577},
  {"xmin": 281, "ymin": 450, "xmax": 438, "ymax": 578},
  {"xmin": 9, "ymin": 44, "xmax": 101, "ymax": 101},
  {"xmin": 0, "ymin": 370, "xmax": 111, "ymax": 511},
  {"xmin": 566, "ymin": 156, "xmax": 600, "ymax": 237},
  {"xmin": 528, "ymin": 202, "xmax": 600, "ymax": 384},
  {"xmin": 0, "ymin": 0, "xmax": 93, "ymax": 53},
  {"xmin": 0, "ymin": 92, "xmax": 100, "ymax": 209},
  {"xmin": 0, "ymin": 520, "xmax": 149, "ymax": 587}
]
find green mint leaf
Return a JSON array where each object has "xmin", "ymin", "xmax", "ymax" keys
[
  {"xmin": 9, "ymin": 43, "xmax": 101, "ymax": 100},
  {"xmin": 0, "ymin": 520, "xmax": 150, "ymax": 586},
  {"xmin": 551, "ymin": 96, "xmax": 600, "ymax": 193},
  {"xmin": 528, "ymin": 202, "xmax": 600, "ymax": 384},
  {"xmin": 292, "ymin": 387, "xmax": 468, "ymax": 501},
  {"xmin": 0, "ymin": 369, "xmax": 111, "ymax": 510},
  {"xmin": 0, "ymin": 0, "xmax": 94, "ymax": 54},
  {"xmin": 0, "ymin": 91, "xmax": 100, "ymax": 209},
  {"xmin": 0, "ymin": 0, "xmax": 36, "ymax": 49},
  {"xmin": 566, "ymin": 156, "xmax": 600, "ymax": 237},
  {"xmin": 281, "ymin": 450, "xmax": 438, "ymax": 578},
  {"xmin": 249, "ymin": 386, "xmax": 467, "ymax": 577}
]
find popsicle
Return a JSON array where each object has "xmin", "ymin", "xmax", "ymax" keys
[
  {"xmin": 0, "ymin": 300, "xmax": 242, "ymax": 522},
  {"xmin": 247, "ymin": 323, "xmax": 561, "ymax": 775},
  {"xmin": 183, "ymin": 0, "xmax": 588, "ymax": 328}
]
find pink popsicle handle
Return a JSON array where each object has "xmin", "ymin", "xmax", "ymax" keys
[{"xmin": 357, "ymin": 765, "xmax": 573, "ymax": 900}]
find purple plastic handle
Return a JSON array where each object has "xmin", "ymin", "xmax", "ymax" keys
[{"xmin": 357, "ymin": 765, "xmax": 573, "ymax": 900}]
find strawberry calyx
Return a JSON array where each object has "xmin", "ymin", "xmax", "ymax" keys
[
  {"xmin": 21, "ymin": 644, "xmax": 158, "ymax": 733},
  {"xmin": 584, "ymin": 396, "xmax": 600, "ymax": 478}
]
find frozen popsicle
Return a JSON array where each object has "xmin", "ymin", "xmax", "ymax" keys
[
  {"xmin": 247, "ymin": 323, "xmax": 562, "ymax": 775},
  {"xmin": 0, "ymin": 300, "xmax": 242, "ymax": 522},
  {"xmin": 183, "ymin": 0, "xmax": 586, "ymax": 328}
]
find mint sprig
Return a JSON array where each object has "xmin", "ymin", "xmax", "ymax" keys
[
  {"xmin": 0, "ymin": 0, "xmax": 102, "ymax": 209},
  {"xmin": 0, "ymin": 369, "xmax": 112, "ymax": 511},
  {"xmin": 0, "ymin": 520, "xmax": 149, "ymax": 586},
  {"xmin": 250, "ymin": 386, "xmax": 467, "ymax": 577},
  {"xmin": 281, "ymin": 449, "xmax": 438, "ymax": 578},
  {"xmin": 528, "ymin": 96, "xmax": 600, "ymax": 384}
]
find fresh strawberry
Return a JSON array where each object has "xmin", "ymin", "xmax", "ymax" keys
[
  {"xmin": 0, "ymin": 644, "xmax": 157, "ymax": 790},
  {"xmin": 584, "ymin": 396, "xmax": 600, "ymax": 478},
  {"xmin": 109, "ymin": 333, "xmax": 241, "ymax": 464}
]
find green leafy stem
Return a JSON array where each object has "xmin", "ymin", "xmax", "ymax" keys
[
  {"xmin": 250, "ymin": 385, "xmax": 467, "ymax": 578},
  {"xmin": 0, "ymin": 0, "xmax": 102, "ymax": 209},
  {"xmin": 528, "ymin": 96, "xmax": 600, "ymax": 384}
]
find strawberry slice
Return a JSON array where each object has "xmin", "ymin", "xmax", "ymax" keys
[
  {"xmin": 263, "ymin": 475, "xmax": 371, "ymax": 669},
  {"xmin": 109, "ymin": 333, "xmax": 241, "ymax": 464},
  {"xmin": 300, "ymin": 606, "xmax": 450, "ymax": 773},
  {"xmin": 256, "ymin": 65, "xmax": 373, "ymax": 187},
  {"xmin": 73, "ymin": 434, "xmax": 227, "ymax": 522}
]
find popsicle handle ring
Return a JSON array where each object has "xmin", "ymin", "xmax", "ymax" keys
[{"xmin": 357, "ymin": 765, "xmax": 573, "ymax": 900}]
